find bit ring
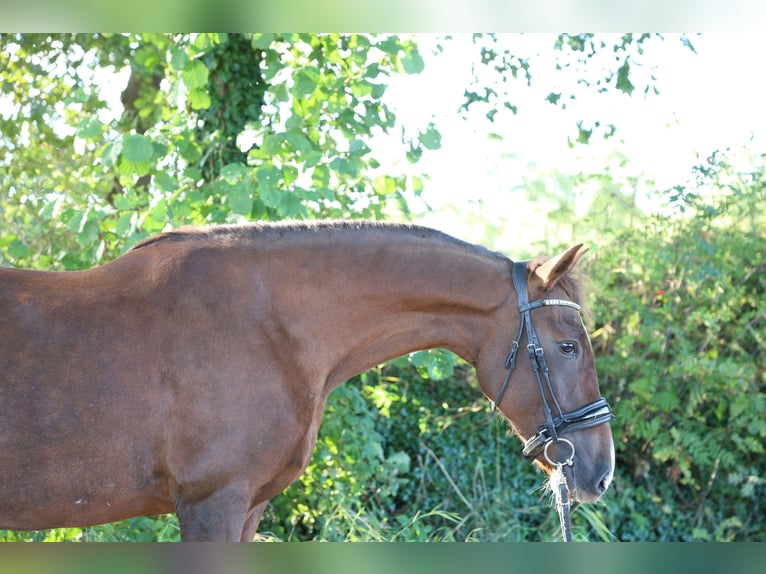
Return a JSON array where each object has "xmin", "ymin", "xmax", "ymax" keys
[{"xmin": 544, "ymin": 438, "xmax": 575, "ymax": 467}]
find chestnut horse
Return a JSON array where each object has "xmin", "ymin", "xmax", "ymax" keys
[{"xmin": 0, "ymin": 221, "xmax": 614, "ymax": 541}]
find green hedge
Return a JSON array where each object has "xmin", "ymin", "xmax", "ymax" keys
[{"xmin": 585, "ymin": 189, "xmax": 765, "ymax": 541}]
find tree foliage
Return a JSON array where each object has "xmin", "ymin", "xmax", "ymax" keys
[
  {"xmin": 0, "ymin": 33, "xmax": 429, "ymax": 271},
  {"xmin": 461, "ymin": 33, "xmax": 696, "ymax": 143}
]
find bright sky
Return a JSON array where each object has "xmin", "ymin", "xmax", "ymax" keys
[{"xmin": 377, "ymin": 33, "xmax": 766, "ymax": 252}]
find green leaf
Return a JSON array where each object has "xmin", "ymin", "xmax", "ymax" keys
[
  {"xmin": 188, "ymin": 87, "xmax": 211, "ymax": 110},
  {"xmin": 262, "ymin": 134, "xmax": 285, "ymax": 155},
  {"xmin": 118, "ymin": 158, "xmax": 151, "ymax": 177},
  {"xmin": 255, "ymin": 164, "xmax": 281, "ymax": 185},
  {"xmin": 100, "ymin": 141, "xmax": 122, "ymax": 167},
  {"xmin": 155, "ymin": 172, "xmax": 179, "ymax": 192},
  {"xmin": 370, "ymin": 83, "xmax": 386, "ymax": 99},
  {"xmin": 401, "ymin": 49, "xmax": 425, "ymax": 75},
  {"xmin": 169, "ymin": 46, "xmax": 189, "ymax": 71},
  {"xmin": 193, "ymin": 33, "xmax": 220, "ymax": 51},
  {"xmin": 294, "ymin": 72, "xmax": 317, "ymax": 99},
  {"xmin": 616, "ymin": 60, "xmax": 635, "ymax": 95},
  {"xmin": 68, "ymin": 209, "xmax": 99, "ymax": 247},
  {"xmin": 277, "ymin": 192, "xmax": 305, "ymax": 218},
  {"xmin": 167, "ymin": 79, "xmax": 186, "ymax": 108},
  {"xmin": 353, "ymin": 81, "xmax": 377, "ymax": 101},
  {"xmin": 546, "ymin": 92, "xmax": 562, "ymax": 105},
  {"xmin": 372, "ymin": 175, "xmax": 397, "ymax": 195},
  {"xmin": 134, "ymin": 46, "xmax": 160, "ymax": 69},
  {"xmin": 145, "ymin": 200, "xmax": 168, "ymax": 231},
  {"xmin": 7, "ymin": 239, "xmax": 29, "ymax": 259},
  {"xmin": 406, "ymin": 145, "xmax": 422, "ymax": 164},
  {"xmin": 364, "ymin": 63, "xmax": 382, "ymax": 79},
  {"xmin": 272, "ymin": 82, "xmax": 289, "ymax": 103},
  {"xmin": 255, "ymin": 164, "xmax": 282, "ymax": 207},
  {"xmin": 312, "ymin": 164, "xmax": 330, "ymax": 188},
  {"xmin": 329, "ymin": 157, "xmax": 350, "ymax": 176},
  {"xmin": 260, "ymin": 53, "xmax": 286, "ymax": 82},
  {"xmin": 183, "ymin": 166, "xmax": 202, "ymax": 181},
  {"xmin": 177, "ymin": 138, "xmax": 202, "ymax": 163},
  {"xmin": 281, "ymin": 164, "xmax": 299, "ymax": 186},
  {"xmin": 76, "ymin": 117, "xmax": 103, "ymax": 140},
  {"xmin": 77, "ymin": 219, "xmax": 100, "ymax": 247},
  {"xmin": 221, "ymin": 162, "xmax": 247, "ymax": 183},
  {"xmin": 377, "ymin": 37, "xmax": 402, "ymax": 55},
  {"xmin": 40, "ymin": 195, "xmax": 64, "ymax": 220},
  {"xmin": 121, "ymin": 134, "xmax": 155, "ymax": 164},
  {"xmin": 385, "ymin": 451, "xmax": 410, "ymax": 474},
  {"xmin": 112, "ymin": 190, "xmax": 140, "ymax": 211},
  {"xmin": 302, "ymin": 150, "xmax": 322, "ymax": 168},
  {"xmin": 259, "ymin": 183, "xmax": 281, "ymax": 207},
  {"xmin": 227, "ymin": 182, "xmax": 253, "ymax": 215},
  {"xmin": 285, "ymin": 131, "xmax": 313, "ymax": 155},
  {"xmin": 182, "ymin": 59, "xmax": 209, "ymax": 89},
  {"xmin": 115, "ymin": 212, "xmax": 137, "ymax": 237},
  {"xmin": 418, "ymin": 124, "xmax": 441, "ymax": 151},
  {"xmin": 254, "ymin": 33, "xmax": 276, "ymax": 49},
  {"xmin": 410, "ymin": 175, "xmax": 423, "ymax": 194},
  {"xmin": 349, "ymin": 139, "xmax": 371, "ymax": 157}
]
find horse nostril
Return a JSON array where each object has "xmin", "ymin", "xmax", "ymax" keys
[{"xmin": 597, "ymin": 470, "xmax": 613, "ymax": 495}]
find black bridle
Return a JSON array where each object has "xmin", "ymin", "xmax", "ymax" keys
[{"xmin": 492, "ymin": 261, "xmax": 614, "ymax": 460}]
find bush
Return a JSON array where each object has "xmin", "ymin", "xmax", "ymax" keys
[{"xmin": 586, "ymin": 182, "xmax": 766, "ymax": 541}]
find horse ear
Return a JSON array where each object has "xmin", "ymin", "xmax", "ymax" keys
[{"xmin": 530, "ymin": 243, "xmax": 588, "ymax": 292}]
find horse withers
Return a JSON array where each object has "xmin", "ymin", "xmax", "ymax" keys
[{"xmin": 0, "ymin": 221, "xmax": 614, "ymax": 541}]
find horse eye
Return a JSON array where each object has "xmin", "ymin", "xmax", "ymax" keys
[{"xmin": 559, "ymin": 342, "xmax": 577, "ymax": 356}]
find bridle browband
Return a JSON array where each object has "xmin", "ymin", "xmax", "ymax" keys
[{"xmin": 492, "ymin": 261, "xmax": 614, "ymax": 459}]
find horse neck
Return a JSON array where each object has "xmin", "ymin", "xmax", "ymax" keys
[{"xmin": 260, "ymin": 231, "xmax": 514, "ymax": 391}]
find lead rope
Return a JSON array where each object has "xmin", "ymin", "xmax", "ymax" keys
[
  {"xmin": 545, "ymin": 438, "xmax": 575, "ymax": 542},
  {"xmin": 553, "ymin": 468, "xmax": 573, "ymax": 542}
]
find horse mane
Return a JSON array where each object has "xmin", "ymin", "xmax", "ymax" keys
[{"xmin": 129, "ymin": 220, "xmax": 506, "ymax": 261}]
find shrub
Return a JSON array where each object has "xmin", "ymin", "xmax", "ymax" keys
[{"xmin": 586, "ymin": 183, "xmax": 765, "ymax": 541}]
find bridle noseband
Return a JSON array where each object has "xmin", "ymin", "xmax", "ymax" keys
[{"xmin": 493, "ymin": 261, "xmax": 614, "ymax": 459}]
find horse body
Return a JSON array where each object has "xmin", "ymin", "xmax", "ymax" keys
[{"xmin": 0, "ymin": 221, "xmax": 613, "ymax": 540}]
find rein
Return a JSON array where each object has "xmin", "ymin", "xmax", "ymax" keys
[{"xmin": 492, "ymin": 260, "xmax": 614, "ymax": 542}]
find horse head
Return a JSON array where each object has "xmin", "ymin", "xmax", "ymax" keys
[{"xmin": 478, "ymin": 244, "xmax": 615, "ymax": 503}]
